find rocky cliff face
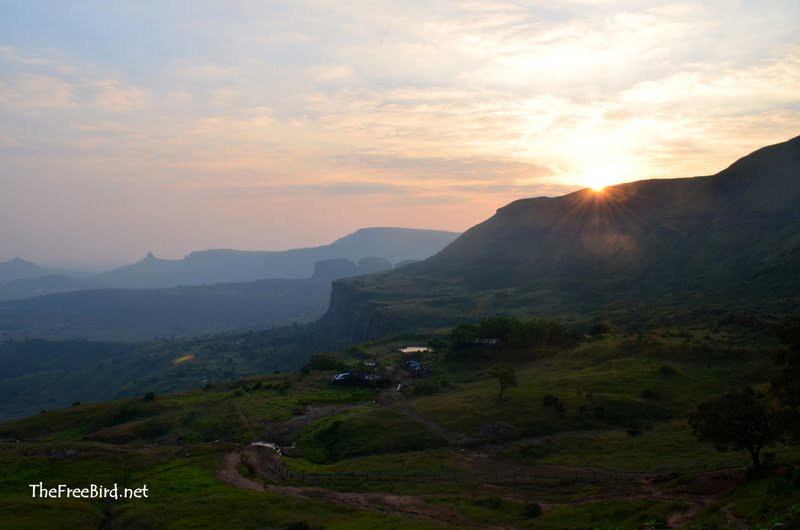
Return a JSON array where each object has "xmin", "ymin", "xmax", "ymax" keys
[{"xmin": 318, "ymin": 278, "xmax": 391, "ymax": 342}]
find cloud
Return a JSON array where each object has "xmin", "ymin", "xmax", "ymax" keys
[
  {"xmin": 0, "ymin": 46, "xmax": 51, "ymax": 66},
  {"xmin": 174, "ymin": 62, "xmax": 240, "ymax": 83},
  {"xmin": 2, "ymin": 2, "xmax": 800, "ymax": 264},
  {"xmin": 287, "ymin": 181, "xmax": 407, "ymax": 196},
  {"xmin": 91, "ymin": 79, "xmax": 150, "ymax": 111},
  {"xmin": 0, "ymin": 73, "xmax": 76, "ymax": 109},
  {"xmin": 0, "ymin": 134, "xmax": 19, "ymax": 148}
]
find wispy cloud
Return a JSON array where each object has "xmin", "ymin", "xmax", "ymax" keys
[{"xmin": 1, "ymin": 1, "xmax": 799, "ymax": 264}]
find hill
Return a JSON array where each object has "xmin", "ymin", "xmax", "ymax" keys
[
  {"xmin": 92, "ymin": 227, "xmax": 460, "ymax": 288},
  {"xmin": 0, "ymin": 274, "xmax": 98, "ymax": 301},
  {"xmin": 1, "ymin": 318, "xmax": 799, "ymax": 528},
  {"xmin": 322, "ymin": 136, "xmax": 800, "ymax": 341},
  {"xmin": 0, "ymin": 257, "xmax": 49, "ymax": 284},
  {"xmin": 0, "ymin": 227, "xmax": 459, "ymax": 300},
  {"xmin": 0, "ymin": 258, "xmax": 387, "ymax": 340}
]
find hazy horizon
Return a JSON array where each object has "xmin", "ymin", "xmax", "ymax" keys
[
  {"xmin": 2, "ymin": 1, "xmax": 799, "ymax": 266},
  {"xmin": 0, "ymin": 225, "xmax": 463, "ymax": 272}
]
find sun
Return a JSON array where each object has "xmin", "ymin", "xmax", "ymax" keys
[
  {"xmin": 588, "ymin": 181, "xmax": 605, "ymax": 192},
  {"xmin": 582, "ymin": 166, "xmax": 616, "ymax": 192}
]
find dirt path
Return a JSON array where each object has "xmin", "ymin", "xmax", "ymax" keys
[
  {"xmin": 218, "ymin": 452, "xmax": 264, "ymax": 492},
  {"xmin": 721, "ymin": 503, "xmax": 749, "ymax": 529},
  {"xmin": 217, "ymin": 448, "xmax": 505, "ymax": 528},
  {"xmin": 381, "ymin": 375, "xmax": 481, "ymax": 447},
  {"xmin": 219, "ymin": 446, "xmax": 748, "ymax": 529},
  {"xmin": 393, "ymin": 402, "xmax": 477, "ymax": 446},
  {"xmin": 639, "ymin": 470, "xmax": 744, "ymax": 529},
  {"xmin": 224, "ymin": 379, "xmax": 746, "ymax": 529}
]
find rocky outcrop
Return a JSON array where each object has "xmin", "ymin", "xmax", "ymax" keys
[{"xmin": 318, "ymin": 278, "xmax": 391, "ymax": 343}]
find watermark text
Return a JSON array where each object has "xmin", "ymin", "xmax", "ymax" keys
[{"xmin": 29, "ymin": 482, "xmax": 148, "ymax": 499}]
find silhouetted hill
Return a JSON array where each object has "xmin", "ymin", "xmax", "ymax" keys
[
  {"xmin": 0, "ymin": 258, "xmax": 378, "ymax": 340},
  {"xmin": 0, "ymin": 258, "xmax": 48, "ymax": 284},
  {"xmin": 322, "ymin": 136, "xmax": 800, "ymax": 341},
  {"xmin": 3, "ymin": 228, "xmax": 460, "ymax": 299},
  {"xmin": 0, "ymin": 274, "xmax": 101, "ymax": 301},
  {"xmin": 95, "ymin": 227, "xmax": 459, "ymax": 288}
]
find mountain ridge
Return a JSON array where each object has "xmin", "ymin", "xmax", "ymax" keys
[
  {"xmin": 0, "ymin": 257, "xmax": 393, "ymax": 340},
  {"xmin": 0, "ymin": 227, "xmax": 460, "ymax": 300},
  {"xmin": 321, "ymin": 135, "xmax": 800, "ymax": 341}
]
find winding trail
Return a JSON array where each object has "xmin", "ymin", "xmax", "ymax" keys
[
  {"xmin": 218, "ymin": 445, "xmax": 747, "ymax": 529},
  {"xmin": 218, "ymin": 448, "xmax": 499, "ymax": 528},
  {"xmin": 220, "ymin": 382, "xmax": 748, "ymax": 529}
]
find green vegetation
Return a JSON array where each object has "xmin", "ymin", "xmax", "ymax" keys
[
  {"xmin": 487, "ymin": 362, "xmax": 517, "ymax": 400},
  {"xmin": 2, "ymin": 314, "xmax": 800, "ymax": 528},
  {"xmin": 689, "ymin": 388, "xmax": 779, "ymax": 468},
  {"xmin": 0, "ymin": 323, "xmax": 337, "ymax": 421},
  {"xmin": 297, "ymin": 407, "xmax": 447, "ymax": 463}
]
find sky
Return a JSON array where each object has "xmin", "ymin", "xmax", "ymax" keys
[{"xmin": 1, "ymin": 1, "xmax": 799, "ymax": 268}]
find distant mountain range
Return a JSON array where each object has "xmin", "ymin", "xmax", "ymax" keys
[
  {"xmin": 0, "ymin": 257, "xmax": 397, "ymax": 340},
  {"xmin": 0, "ymin": 227, "xmax": 460, "ymax": 301},
  {"xmin": 322, "ymin": 135, "xmax": 800, "ymax": 341}
]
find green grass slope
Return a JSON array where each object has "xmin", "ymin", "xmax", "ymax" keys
[{"xmin": 2, "ymin": 318, "xmax": 799, "ymax": 528}]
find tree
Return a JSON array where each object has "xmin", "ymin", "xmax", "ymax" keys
[
  {"xmin": 688, "ymin": 387, "xmax": 779, "ymax": 469},
  {"xmin": 427, "ymin": 338, "xmax": 448, "ymax": 353},
  {"xmin": 450, "ymin": 323, "xmax": 478, "ymax": 347},
  {"xmin": 488, "ymin": 363, "xmax": 517, "ymax": 400}
]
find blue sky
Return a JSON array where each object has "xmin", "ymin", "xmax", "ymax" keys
[{"xmin": 1, "ymin": 1, "xmax": 799, "ymax": 267}]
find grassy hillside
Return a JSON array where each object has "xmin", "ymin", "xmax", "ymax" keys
[{"xmin": 2, "ymin": 317, "xmax": 799, "ymax": 528}]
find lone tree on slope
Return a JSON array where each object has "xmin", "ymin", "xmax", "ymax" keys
[
  {"xmin": 688, "ymin": 387, "xmax": 779, "ymax": 469},
  {"xmin": 488, "ymin": 363, "xmax": 518, "ymax": 401}
]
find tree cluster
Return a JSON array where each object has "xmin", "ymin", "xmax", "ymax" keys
[{"xmin": 450, "ymin": 316, "xmax": 571, "ymax": 349}]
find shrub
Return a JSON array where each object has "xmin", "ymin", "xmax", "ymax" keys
[
  {"xmin": 790, "ymin": 467, "xmax": 800, "ymax": 489},
  {"xmin": 768, "ymin": 477, "xmax": 795, "ymax": 496},
  {"xmin": 521, "ymin": 502, "xmax": 543, "ymax": 518},
  {"xmin": 472, "ymin": 496, "xmax": 502, "ymax": 509},
  {"xmin": 412, "ymin": 379, "xmax": 441, "ymax": 396},
  {"xmin": 641, "ymin": 389, "xmax": 660, "ymax": 400},
  {"xmin": 284, "ymin": 521, "xmax": 314, "ymax": 530},
  {"xmin": 143, "ymin": 391, "xmax": 155, "ymax": 401},
  {"xmin": 658, "ymin": 365, "xmax": 677, "ymax": 376},
  {"xmin": 305, "ymin": 353, "xmax": 347, "ymax": 371},
  {"xmin": 516, "ymin": 441, "xmax": 557, "ymax": 460}
]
